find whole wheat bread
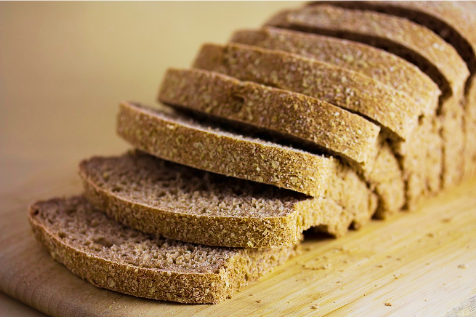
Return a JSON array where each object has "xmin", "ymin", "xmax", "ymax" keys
[
  {"xmin": 312, "ymin": 1, "xmax": 476, "ymax": 180},
  {"xmin": 191, "ymin": 42, "xmax": 406, "ymax": 215},
  {"xmin": 265, "ymin": 4, "xmax": 469, "ymax": 96},
  {"xmin": 265, "ymin": 4, "xmax": 470, "ymax": 188},
  {"xmin": 117, "ymin": 101, "xmax": 338, "ymax": 197},
  {"xmin": 79, "ymin": 152, "xmax": 377, "ymax": 247},
  {"xmin": 28, "ymin": 196, "xmax": 297, "ymax": 304},
  {"xmin": 159, "ymin": 68, "xmax": 381, "ymax": 171},
  {"xmin": 193, "ymin": 43, "xmax": 419, "ymax": 141},
  {"xmin": 117, "ymin": 101, "xmax": 375, "ymax": 221},
  {"xmin": 230, "ymin": 27, "xmax": 440, "ymax": 115},
  {"xmin": 227, "ymin": 26, "xmax": 443, "ymax": 208}
]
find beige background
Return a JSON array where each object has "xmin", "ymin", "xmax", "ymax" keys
[{"xmin": 0, "ymin": 2, "xmax": 301, "ymax": 315}]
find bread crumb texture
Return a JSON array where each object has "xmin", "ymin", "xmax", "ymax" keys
[{"xmin": 28, "ymin": 196, "xmax": 297, "ymax": 304}]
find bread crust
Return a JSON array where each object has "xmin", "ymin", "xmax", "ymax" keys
[
  {"xmin": 159, "ymin": 68, "xmax": 380, "ymax": 171},
  {"xmin": 230, "ymin": 27, "xmax": 440, "ymax": 115},
  {"xmin": 117, "ymin": 101, "xmax": 336, "ymax": 197},
  {"xmin": 193, "ymin": 43, "xmax": 418, "ymax": 141},
  {"xmin": 265, "ymin": 4, "xmax": 469, "ymax": 96},
  {"xmin": 28, "ymin": 196, "xmax": 297, "ymax": 304}
]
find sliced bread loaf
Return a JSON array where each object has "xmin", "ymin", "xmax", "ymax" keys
[
  {"xmin": 28, "ymin": 196, "xmax": 297, "ymax": 304},
  {"xmin": 193, "ymin": 43, "xmax": 419, "ymax": 141},
  {"xmin": 158, "ymin": 68, "xmax": 381, "ymax": 171},
  {"xmin": 80, "ymin": 152, "xmax": 376, "ymax": 247},
  {"xmin": 227, "ymin": 26, "xmax": 442, "ymax": 208},
  {"xmin": 157, "ymin": 68, "xmax": 407, "ymax": 215},
  {"xmin": 230, "ymin": 27, "xmax": 440, "ymax": 115}
]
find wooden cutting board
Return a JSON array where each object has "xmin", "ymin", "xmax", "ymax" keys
[{"xmin": 0, "ymin": 163, "xmax": 475, "ymax": 317}]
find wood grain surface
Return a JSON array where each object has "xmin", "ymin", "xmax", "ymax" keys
[{"xmin": 1, "ymin": 2, "xmax": 475, "ymax": 316}]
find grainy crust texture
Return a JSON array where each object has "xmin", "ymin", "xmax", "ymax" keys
[
  {"xmin": 117, "ymin": 101, "xmax": 336, "ymax": 197},
  {"xmin": 227, "ymin": 27, "xmax": 444, "ymax": 212},
  {"xmin": 192, "ymin": 42, "xmax": 406, "ymax": 215},
  {"xmin": 319, "ymin": 1, "xmax": 476, "ymax": 179},
  {"xmin": 159, "ymin": 68, "xmax": 381, "ymax": 171},
  {"xmin": 28, "ymin": 197, "xmax": 297, "ymax": 304},
  {"xmin": 79, "ymin": 152, "xmax": 353, "ymax": 247},
  {"xmin": 193, "ymin": 43, "xmax": 418, "ymax": 141},
  {"xmin": 265, "ymin": 4, "xmax": 469, "ymax": 96},
  {"xmin": 230, "ymin": 27, "xmax": 440, "ymax": 115},
  {"xmin": 264, "ymin": 3, "xmax": 469, "ymax": 203}
]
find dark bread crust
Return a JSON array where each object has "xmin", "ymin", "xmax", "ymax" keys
[{"xmin": 28, "ymin": 196, "xmax": 297, "ymax": 304}]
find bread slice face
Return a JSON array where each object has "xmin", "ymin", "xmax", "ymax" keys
[
  {"xmin": 193, "ymin": 42, "xmax": 418, "ymax": 141},
  {"xmin": 79, "ymin": 152, "xmax": 376, "ymax": 247},
  {"xmin": 28, "ymin": 196, "xmax": 297, "ymax": 304},
  {"xmin": 117, "ymin": 101, "xmax": 337, "ymax": 198},
  {"xmin": 230, "ymin": 27, "xmax": 440, "ymax": 115},
  {"xmin": 159, "ymin": 68, "xmax": 381, "ymax": 171}
]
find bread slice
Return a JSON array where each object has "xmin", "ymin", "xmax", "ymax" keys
[
  {"xmin": 230, "ymin": 27, "xmax": 440, "ymax": 115},
  {"xmin": 265, "ymin": 4, "xmax": 469, "ymax": 96},
  {"xmin": 192, "ymin": 42, "xmax": 405, "ymax": 215},
  {"xmin": 28, "ymin": 196, "xmax": 297, "ymax": 304},
  {"xmin": 79, "ymin": 152, "xmax": 376, "ymax": 247},
  {"xmin": 159, "ymin": 68, "xmax": 381, "ymax": 171},
  {"xmin": 193, "ymin": 43, "xmax": 418, "ymax": 141},
  {"xmin": 117, "ymin": 101, "xmax": 337, "ymax": 197},
  {"xmin": 117, "ymin": 103, "xmax": 377, "ymax": 226}
]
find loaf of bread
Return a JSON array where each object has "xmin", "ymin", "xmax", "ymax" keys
[{"xmin": 29, "ymin": 1, "xmax": 476, "ymax": 304}]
